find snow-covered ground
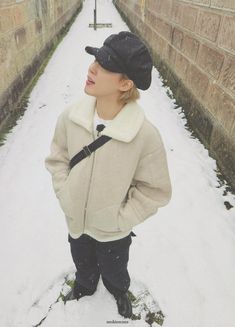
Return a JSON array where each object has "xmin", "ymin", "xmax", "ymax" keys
[{"xmin": 0, "ymin": 0, "xmax": 235, "ymax": 326}]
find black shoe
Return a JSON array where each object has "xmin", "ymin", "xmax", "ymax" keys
[
  {"xmin": 114, "ymin": 293, "xmax": 132, "ymax": 318},
  {"xmin": 64, "ymin": 282, "xmax": 95, "ymax": 302}
]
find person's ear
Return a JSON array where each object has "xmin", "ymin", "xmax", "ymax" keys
[{"xmin": 119, "ymin": 79, "xmax": 134, "ymax": 92}]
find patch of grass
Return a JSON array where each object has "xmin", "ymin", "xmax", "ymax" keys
[
  {"xmin": 128, "ymin": 290, "xmax": 165, "ymax": 326},
  {"xmin": 146, "ymin": 310, "xmax": 165, "ymax": 326},
  {"xmin": 65, "ymin": 278, "xmax": 76, "ymax": 289}
]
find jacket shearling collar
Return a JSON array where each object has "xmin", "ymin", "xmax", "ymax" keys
[{"xmin": 68, "ymin": 95, "xmax": 145, "ymax": 143}]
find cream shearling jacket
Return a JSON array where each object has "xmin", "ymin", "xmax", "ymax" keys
[{"xmin": 45, "ymin": 95, "xmax": 172, "ymax": 241}]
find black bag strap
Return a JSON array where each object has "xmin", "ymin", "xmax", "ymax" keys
[{"xmin": 69, "ymin": 134, "xmax": 112, "ymax": 170}]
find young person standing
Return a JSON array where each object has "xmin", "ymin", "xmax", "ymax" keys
[{"xmin": 45, "ymin": 31, "xmax": 172, "ymax": 319}]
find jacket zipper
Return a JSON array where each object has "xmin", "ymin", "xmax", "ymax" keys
[{"xmin": 83, "ymin": 131, "xmax": 96, "ymax": 231}]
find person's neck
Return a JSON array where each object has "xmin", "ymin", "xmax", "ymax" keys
[{"xmin": 95, "ymin": 96, "xmax": 124, "ymax": 120}]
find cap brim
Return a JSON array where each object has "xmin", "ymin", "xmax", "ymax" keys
[
  {"xmin": 85, "ymin": 46, "xmax": 100, "ymax": 56},
  {"xmin": 85, "ymin": 45, "xmax": 124, "ymax": 74}
]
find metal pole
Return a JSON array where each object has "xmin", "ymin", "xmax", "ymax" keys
[{"xmin": 94, "ymin": 0, "xmax": 97, "ymax": 30}]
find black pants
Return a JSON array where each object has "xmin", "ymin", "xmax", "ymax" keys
[{"xmin": 68, "ymin": 233, "xmax": 133, "ymax": 297}]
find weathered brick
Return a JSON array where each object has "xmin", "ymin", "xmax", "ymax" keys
[
  {"xmin": 147, "ymin": 0, "xmax": 161, "ymax": 14},
  {"xmin": 172, "ymin": 27, "xmax": 184, "ymax": 50},
  {"xmin": 186, "ymin": 64, "xmax": 209, "ymax": 100},
  {"xmin": 34, "ymin": 35, "xmax": 44, "ymax": 54},
  {"xmin": 196, "ymin": 10, "xmax": 221, "ymax": 42},
  {"xmin": 0, "ymin": 0, "xmax": 17, "ymax": 6},
  {"xmin": 142, "ymin": 23, "xmax": 149, "ymax": 40},
  {"xmin": 175, "ymin": 52, "xmax": 190, "ymax": 81},
  {"xmin": 25, "ymin": 1, "xmax": 36, "ymax": 21},
  {"xmin": 192, "ymin": 0, "xmax": 210, "ymax": 6},
  {"xmin": 133, "ymin": 2, "xmax": 141, "ymax": 17},
  {"xmin": 210, "ymin": 127, "xmax": 235, "ymax": 187},
  {"xmin": 57, "ymin": 6, "xmax": 63, "ymax": 17},
  {"xmin": 211, "ymin": 0, "xmax": 235, "ymax": 11},
  {"xmin": 0, "ymin": 36, "xmax": 9, "ymax": 64},
  {"xmin": 131, "ymin": 11, "xmax": 138, "ymax": 27},
  {"xmin": 206, "ymin": 83, "xmax": 235, "ymax": 135},
  {"xmin": 171, "ymin": 1, "xmax": 183, "ymax": 24},
  {"xmin": 136, "ymin": 16, "xmax": 144, "ymax": 34},
  {"xmin": 0, "ymin": 65, "xmax": 6, "ymax": 95},
  {"xmin": 35, "ymin": 0, "xmax": 41, "ymax": 18},
  {"xmin": 231, "ymin": 120, "xmax": 235, "ymax": 143},
  {"xmin": 4, "ymin": 53, "xmax": 19, "ymax": 84},
  {"xmin": 181, "ymin": 6, "xmax": 198, "ymax": 31},
  {"xmin": 12, "ymin": 5, "xmax": 26, "ymax": 27},
  {"xmin": 145, "ymin": 7, "xmax": 151, "ymax": 25},
  {"xmin": 41, "ymin": 0, "xmax": 48, "ymax": 16},
  {"xmin": 120, "ymin": 1, "xmax": 127, "ymax": 14},
  {"xmin": 14, "ymin": 27, "xmax": 27, "ymax": 50},
  {"xmin": 219, "ymin": 55, "xmax": 235, "ymax": 95},
  {"xmin": 166, "ymin": 44, "xmax": 177, "ymax": 66},
  {"xmin": 144, "ymin": 23, "xmax": 153, "ymax": 45},
  {"xmin": 146, "ymin": 10, "xmax": 156, "ymax": 26},
  {"xmin": 151, "ymin": 31, "xmax": 167, "ymax": 57},
  {"xmin": 0, "ymin": 8, "xmax": 14, "ymax": 32},
  {"xmin": 218, "ymin": 16, "xmax": 235, "ymax": 53},
  {"xmin": 139, "ymin": 1, "xmax": 145, "ymax": 21},
  {"xmin": 23, "ymin": 42, "xmax": 35, "ymax": 65},
  {"xmin": 216, "ymin": 93, "xmax": 235, "ymax": 134},
  {"xmin": 146, "ymin": 0, "xmax": 154, "ymax": 12},
  {"xmin": 197, "ymin": 44, "xmax": 224, "ymax": 79},
  {"xmin": 205, "ymin": 83, "xmax": 224, "ymax": 116},
  {"xmin": 0, "ymin": 0, "xmax": 83, "ymax": 128},
  {"xmin": 161, "ymin": 0, "xmax": 172, "ymax": 17},
  {"xmin": 35, "ymin": 19, "xmax": 42, "ymax": 34},
  {"xmin": 153, "ymin": 16, "xmax": 172, "ymax": 42},
  {"xmin": 23, "ymin": 19, "xmax": 36, "ymax": 43},
  {"xmin": 189, "ymin": 101, "xmax": 213, "ymax": 145},
  {"xmin": 181, "ymin": 34, "xmax": 199, "ymax": 61}
]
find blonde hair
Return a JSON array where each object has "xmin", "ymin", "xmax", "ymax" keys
[{"xmin": 119, "ymin": 74, "xmax": 140, "ymax": 104}]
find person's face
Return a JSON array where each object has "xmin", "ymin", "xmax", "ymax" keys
[{"xmin": 84, "ymin": 60, "xmax": 126, "ymax": 100}]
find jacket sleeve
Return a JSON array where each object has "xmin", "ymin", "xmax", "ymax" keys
[
  {"xmin": 118, "ymin": 138, "xmax": 172, "ymax": 231},
  {"xmin": 45, "ymin": 112, "xmax": 70, "ymax": 197}
]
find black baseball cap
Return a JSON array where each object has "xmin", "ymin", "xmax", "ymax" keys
[{"xmin": 85, "ymin": 31, "xmax": 153, "ymax": 90}]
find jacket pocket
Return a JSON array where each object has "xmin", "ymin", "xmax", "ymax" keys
[
  {"xmin": 57, "ymin": 178, "xmax": 74, "ymax": 218},
  {"xmin": 117, "ymin": 201, "xmax": 141, "ymax": 232},
  {"xmin": 89, "ymin": 205, "xmax": 121, "ymax": 232}
]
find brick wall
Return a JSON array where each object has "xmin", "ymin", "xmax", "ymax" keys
[
  {"xmin": 115, "ymin": 0, "xmax": 235, "ymax": 190},
  {"xmin": 0, "ymin": 0, "xmax": 82, "ymax": 127}
]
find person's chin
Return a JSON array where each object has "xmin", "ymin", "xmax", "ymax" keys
[{"xmin": 84, "ymin": 87, "xmax": 94, "ymax": 96}]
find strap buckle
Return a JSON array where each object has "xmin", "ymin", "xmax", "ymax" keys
[{"xmin": 83, "ymin": 145, "xmax": 92, "ymax": 157}]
